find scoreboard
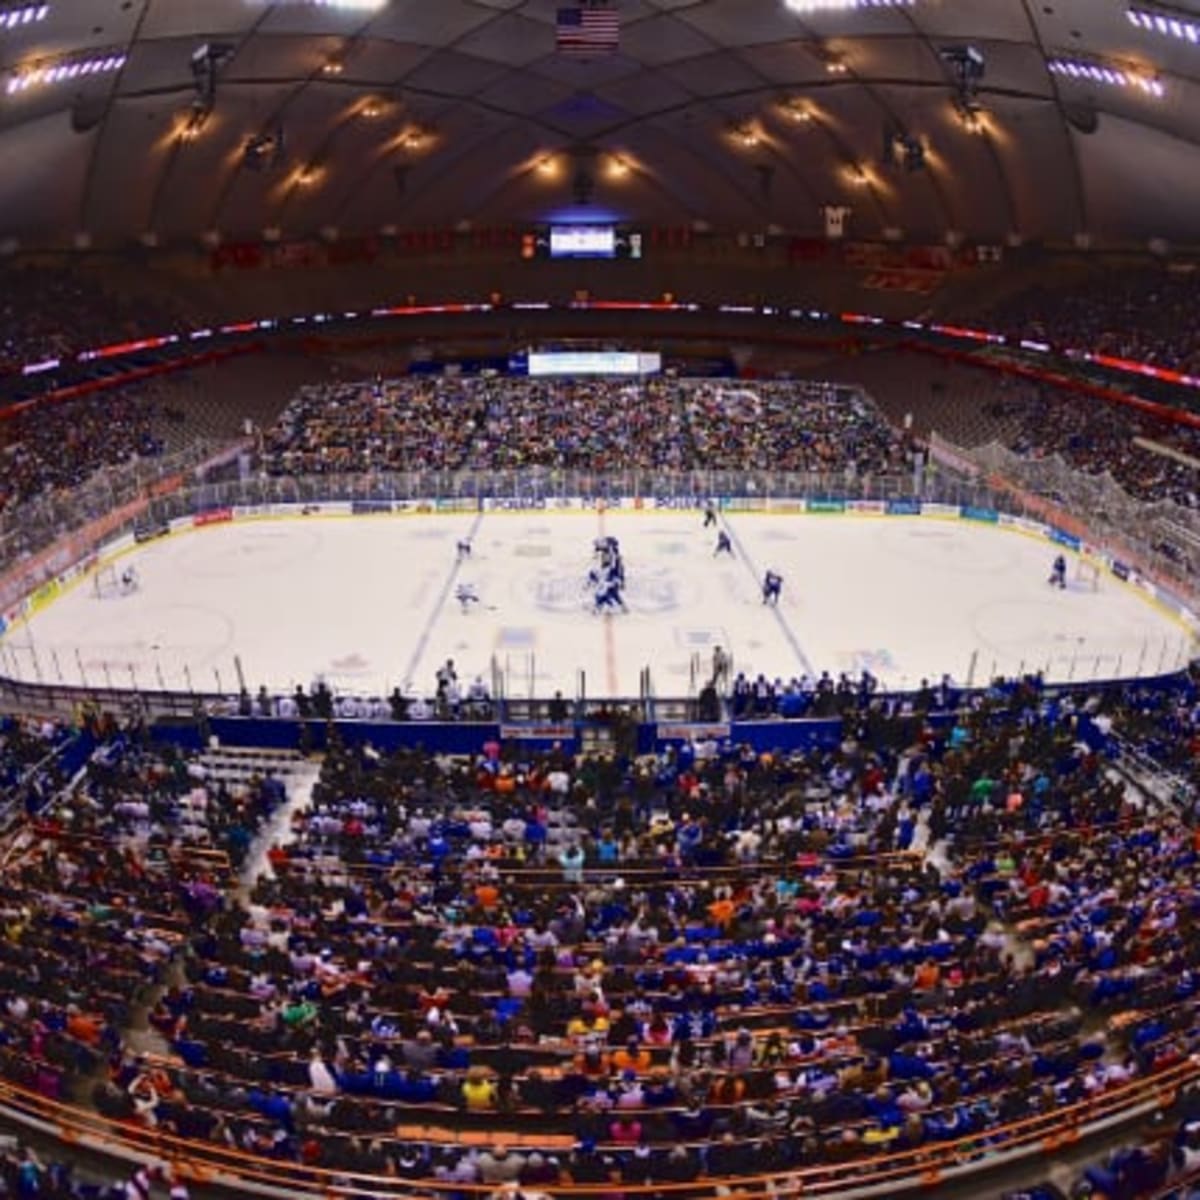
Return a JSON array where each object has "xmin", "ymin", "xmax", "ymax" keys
[{"xmin": 521, "ymin": 225, "xmax": 643, "ymax": 261}]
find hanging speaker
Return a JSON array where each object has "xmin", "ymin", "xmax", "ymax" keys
[
  {"xmin": 1064, "ymin": 104, "xmax": 1100, "ymax": 135},
  {"xmin": 70, "ymin": 96, "xmax": 107, "ymax": 134}
]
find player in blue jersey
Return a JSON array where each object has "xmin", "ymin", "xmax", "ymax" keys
[
  {"xmin": 762, "ymin": 569, "xmax": 782, "ymax": 606},
  {"xmin": 1048, "ymin": 554, "xmax": 1067, "ymax": 590}
]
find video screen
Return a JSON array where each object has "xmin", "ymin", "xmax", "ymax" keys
[
  {"xmin": 527, "ymin": 351, "xmax": 662, "ymax": 377},
  {"xmin": 548, "ymin": 226, "xmax": 617, "ymax": 259}
]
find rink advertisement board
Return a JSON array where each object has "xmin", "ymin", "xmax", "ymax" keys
[
  {"xmin": 806, "ymin": 499, "xmax": 846, "ymax": 515},
  {"xmin": 960, "ymin": 506, "xmax": 999, "ymax": 523},
  {"xmin": 1049, "ymin": 528, "xmax": 1082, "ymax": 551},
  {"xmin": 484, "ymin": 497, "xmax": 549, "ymax": 512},
  {"xmin": 922, "ymin": 503, "xmax": 961, "ymax": 518},
  {"xmin": 193, "ymin": 507, "xmax": 234, "ymax": 528},
  {"xmin": 657, "ymin": 722, "xmax": 731, "ymax": 741},
  {"xmin": 846, "ymin": 500, "xmax": 886, "ymax": 515},
  {"xmin": 886, "ymin": 499, "xmax": 922, "ymax": 516},
  {"xmin": 499, "ymin": 723, "xmax": 574, "ymax": 741}
]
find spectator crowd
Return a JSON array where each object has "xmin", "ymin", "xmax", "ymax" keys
[
  {"xmin": 262, "ymin": 378, "xmax": 909, "ymax": 479},
  {"xmin": 992, "ymin": 268, "xmax": 1200, "ymax": 377},
  {"xmin": 0, "ymin": 670, "xmax": 1198, "ymax": 1195},
  {"xmin": 0, "ymin": 389, "xmax": 165, "ymax": 517},
  {"xmin": 0, "ymin": 267, "xmax": 180, "ymax": 375}
]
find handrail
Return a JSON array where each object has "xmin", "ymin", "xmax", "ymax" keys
[{"xmin": 0, "ymin": 1056, "xmax": 1193, "ymax": 1198}]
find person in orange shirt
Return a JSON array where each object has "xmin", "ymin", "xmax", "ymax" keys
[
  {"xmin": 707, "ymin": 894, "xmax": 735, "ymax": 928},
  {"xmin": 66, "ymin": 1007, "xmax": 102, "ymax": 1047},
  {"xmin": 474, "ymin": 881, "xmax": 500, "ymax": 911},
  {"xmin": 914, "ymin": 960, "xmax": 940, "ymax": 990},
  {"xmin": 611, "ymin": 1038, "xmax": 651, "ymax": 1075}
]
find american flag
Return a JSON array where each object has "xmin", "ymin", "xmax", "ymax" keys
[{"xmin": 556, "ymin": 5, "xmax": 620, "ymax": 58}]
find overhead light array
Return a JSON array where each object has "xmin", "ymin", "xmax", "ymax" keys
[
  {"xmin": 249, "ymin": 0, "xmax": 387, "ymax": 8},
  {"xmin": 1128, "ymin": 7, "xmax": 1200, "ymax": 43},
  {"xmin": 784, "ymin": 0, "xmax": 912, "ymax": 11},
  {"xmin": 6, "ymin": 49, "xmax": 126, "ymax": 94},
  {"xmin": 1047, "ymin": 56, "xmax": 1164, "ymax": 97},
  {"xmin": 0, "ymin": 3, "xmax": 48, "ymax": 31}
]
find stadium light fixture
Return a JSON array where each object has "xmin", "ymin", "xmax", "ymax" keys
[
  {"xmin": 248, "ymin": 0, "xmax": 387, "ymax": 8},
  {"xmin": 784, "ymin": 0, "xmax": 913, "ymax": 11},
  {"xmin": 781, "ymin": 97, "xmax": 814, "ymax": 122},
  {"xmin": 0, "ymin": 3, "xmax": 48, "ymax": 31},
  {"xmin": 5, "ymin": 49, "xmax": 126, "ymax": 94},
  {"xmin": 1047, "ymin": 55, "xmax": 1164, "ymax": 97},
  {"xmin": 1128, "ymin": 6, "xmax": 1200, "ymax": 44}
]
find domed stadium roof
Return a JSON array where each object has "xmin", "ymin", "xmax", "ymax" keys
[{"xmin": 0, "ymin": 0, "xmax": 1196, "ymax": 249}]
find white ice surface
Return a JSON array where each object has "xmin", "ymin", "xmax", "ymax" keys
[{"xmin": 1, "ymin": 511, "xmax": 1191, "ymax": 700}]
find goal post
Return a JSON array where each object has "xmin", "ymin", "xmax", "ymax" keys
[
  {"xmin": 91, "ymin": 563, "xmax": 136, "ymax": 598},
  {"xmin": 1073, "ymin": 556, "xmax": 1102, "ymax": 592},
  {"xmin": 92, "ymin": 564, "xmax": 119, "ymax": 599}
]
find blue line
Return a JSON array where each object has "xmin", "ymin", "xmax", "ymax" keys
[
  {"xmin": 402, "ymin": 509, "xmax": 485, "ymax": 688},
  {"xmin": 720, "ymin": 513, "xmax": 815, "ymax": 678}
]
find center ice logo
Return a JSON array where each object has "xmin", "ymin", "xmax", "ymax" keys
[{"xmin": 531, "ymin": 568, "xmax": 682, "ymax": 615}]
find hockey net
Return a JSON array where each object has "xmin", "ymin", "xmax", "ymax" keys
[
  {"xmin": 1073, "ymin": 556, "xmax": 1102, "ymax": 592},
  {"xmin": 91, "ymin": 564, "xmax": 126, "ymax": 599}
]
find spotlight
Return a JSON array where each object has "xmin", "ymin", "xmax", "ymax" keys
[
  {"xmin": 941, "ymin": 44, "xmax": 985, "ymax": 116},
  {"xmin": 243, "ymin": 123, "xmax": 286, "ymax": 171}
]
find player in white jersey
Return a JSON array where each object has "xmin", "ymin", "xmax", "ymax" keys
[
  {"xmin": 455, "ymin": 583, "xmax": 480, "ymax": 613},
  {"xmin": 456, "ymin": 538, "xmax": 472, "ymax": 560}
]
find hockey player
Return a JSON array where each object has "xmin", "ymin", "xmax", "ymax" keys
[
  {"xmin": 712, "ymin": 645, "xmax": 730, "ymax": 689},
  {"xmin": 703, "ymin": 502, "xmax": 718, "ymax": 528},
  {"xmin": 714, "ymin": 531, "xmax": 733, "ymax": 556},
  {"xmin": 456, "ymin": 538, "xmax": 472, "ymax": 560},
  {"xmin": 120, "ymin": 566, "xmax": 139, "ymax": 594},
  {"xmin": 1048, "ymin": 554, "xmax": 1067, "ymax": 590},
  {"xmin": 762, "ymin": 569, "xmax": 782, "ymax": 606},
  {"xmin": 455, "ymin": 582, "xmax": 480, "ymax": 613},
  {"xmin": 594, "ymin": 569, "xmax": 628, "ymax": 614}
]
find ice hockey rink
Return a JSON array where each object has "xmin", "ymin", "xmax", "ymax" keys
[{"xmin": 0, "ymin": 510, "xmax": 1192, "ymax": 701}]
